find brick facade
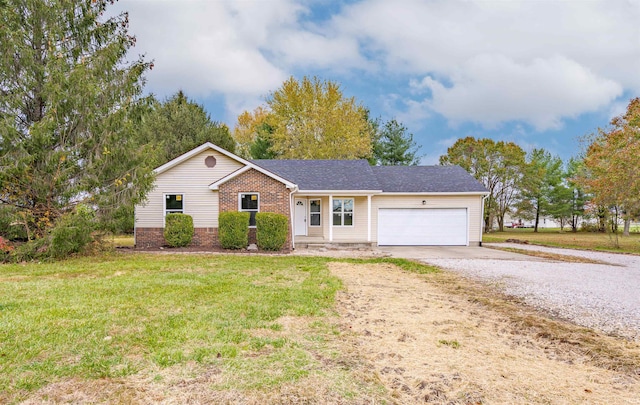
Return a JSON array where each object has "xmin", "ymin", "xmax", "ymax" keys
[
  {"xmin": 135, "ymin": 168, "xmax": 292, "ymax": 250},
  {"xmin": 219, "ymin": 168, "xmax": 293, "ymax": 249}
]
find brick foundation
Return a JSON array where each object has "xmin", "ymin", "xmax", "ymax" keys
[
  {"xmin": 135, "ymin": 227, "xmax": 220, "ymax": 248},
  {"xmin": 135, "ymin": 227, "xmax": 164, "ymax": 248}
]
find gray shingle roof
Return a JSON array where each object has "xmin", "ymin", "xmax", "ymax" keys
[
  {"xmin": 371, "ymin": 165, "xmax": 488, "ymax": 193},
  {"xmin": 252, "ymin": 159, "xmax": 381, "ymax": 191},
  {"xmin": 251, "ymin": 159, "xmax": 488, "ymax": 193}
]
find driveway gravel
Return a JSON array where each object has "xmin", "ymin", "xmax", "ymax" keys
[{"xmin": 415, "ymin": 243, "xmax": 640, "ymax": 341}]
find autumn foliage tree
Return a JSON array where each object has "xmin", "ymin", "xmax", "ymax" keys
[
  {"xmin": 440, "ymin": 137, "xmax": 526, "ymax": 232},
  {"xmin": 581, "ymin": 97, "xmax": 640, "ymax": 237},
  {"xmin": 233, "ymin": 76, "xmax": 372, "ymax": 159},
  {"xmin": 0, "ymin": 0, "xmax": 155, "ymax": 240}
]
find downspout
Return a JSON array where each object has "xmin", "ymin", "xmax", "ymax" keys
[
  {"xmin": 289, "ymin": 186, "xmax": 298, "ymax": 250},
  {"xmin": 480, "ymin": 194, "xmax": 488, "ymax": 247}
]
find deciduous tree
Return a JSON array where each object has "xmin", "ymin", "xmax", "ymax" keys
[
  {"xmin": 233, "ymin": 76, "xmax": 372, "ymax": 160},
  {"xmin": 581, "ymin": 98, "xmax": 640, "ymax": 237},
  {"xmin": 440, "ymin": 137, "xmax": 526, "ymax": 232},
  {"xmin": 232, "ymin": 106, "xmax": 272, "ymax": 159},
  {"xmin": 0, "ymin": 0, "xmax": 154, "ymax": 238}
]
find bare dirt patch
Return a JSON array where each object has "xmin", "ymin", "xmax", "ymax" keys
[{"xmin": 330, "ymin": 262, "xmax": 640, "ymax": 404}]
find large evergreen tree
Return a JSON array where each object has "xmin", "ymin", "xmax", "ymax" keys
[
  {"xmin": 370, "ymin": 119, "xmax": 421, "ymax": 166},
  {"xmin": 139, "ymin": 91, "xmax": 236, "ymax": 166},
  {"xmin": 0, "ymin": 0, "xmax": 154, "ymax": 237},
  {"xmin": 515, "ymin": 149, "xmax": 563, "ymax": 232}
]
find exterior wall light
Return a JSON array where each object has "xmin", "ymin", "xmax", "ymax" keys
[{"xmin": 422, "ymin": 200, "xmax": 426, "ymax": 205}]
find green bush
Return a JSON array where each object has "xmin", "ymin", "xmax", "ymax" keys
[
  {"xmin": 50, "ymin": 205, "xmax": 96, "ymax": 259},
  {"xmin": 0, "ymin": 205, "xmax": 28, "ymax": 240},
  {"xmin": 11, "ymin": 237, "xmax": 48, "ymax": 262},
  {"xmin": 219, "ymin": 212, "xmax": 249, "ymax": 249},
  {"xmin": 164, "ymin": 214, "xmax": 194, "ymax": 247},
  {"xmin": 256, "ymin": 212, "xmax": 288, "ymax": 251}
]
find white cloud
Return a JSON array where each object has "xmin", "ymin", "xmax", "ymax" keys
[
  {"xmin": 420, "ymin": 55, "xmax": 623, "ymax": 130},
  {"xmin": 115, "ymin": 0, "xmax": 298, "ymax": 110},
  {"xmin": 332, "ymin": 0, "xmax": 639, "ymax": 128},
  {"xmin": 115, "ymin": 0, "xmax": 368, "ymax": 115},
  {"xmin": 113, "ymin": 0, "xmax": 639, "ymax": 129}
]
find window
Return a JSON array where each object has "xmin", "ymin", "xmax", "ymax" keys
[
  {"xmin": 165, "ymin": 194, "xmax": 184, "ymax": 216},
  {"xmin": 240, "ymin": 193, "xmax": 259, "ymax": 227},
  {"xmin": 310, "ymin": 199, "xmax": 321, "ymax": 226},
  {"xmin": 332, "ymin": 198, "xmax": 353, "ymax": 226}
]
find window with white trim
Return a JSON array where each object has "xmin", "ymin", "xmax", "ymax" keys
[
  {"xmin": 165, "ymin": 194, "xmax": 184, "ymax": 216},
  {"xmin": 332, "ymin": 198, "xmax": 353, "ymax": 226},
  {"xmin": 310, "ymin": 199, "xmax": 321, "ymax": 226},
  {"xmin": 240, "ymin": 193, "xmax": 259, "ymax": 227}
]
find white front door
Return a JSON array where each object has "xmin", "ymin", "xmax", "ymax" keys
[{"xmin": 294, "ymin": 199, "xmax": 307, "ymax": 236}]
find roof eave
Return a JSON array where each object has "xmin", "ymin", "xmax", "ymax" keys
[
  {"xmin": 293, "ymin": 189, "xmax": 383, "ymax": 195},
  {"xmin": 379, "ymin": 191, "xmax": 490, "ymax": 195}
]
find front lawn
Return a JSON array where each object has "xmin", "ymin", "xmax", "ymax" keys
[
  {"xmin": 483, "ymin": 228, "xmax": 640, "ymax": 254},
  {"xmin": 0, "ymin": 254, "xmax": 396, "ymax": 402}
]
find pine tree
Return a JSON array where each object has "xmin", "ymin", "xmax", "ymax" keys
[{"xmin": 0, "ymin": 0, "xmax": 154, "ymax": 237}]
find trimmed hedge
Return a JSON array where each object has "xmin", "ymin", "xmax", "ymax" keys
[
  {"xmin": 219, "ymin": 212, "xmax": 250, "ymax": 249},
  {"xmin": 164, "ymin": 213, "xmax": 194, "ymax": 247},
  {"xmin": 256, "ymin": 212, "xmax": 288, "ymax": 251}
]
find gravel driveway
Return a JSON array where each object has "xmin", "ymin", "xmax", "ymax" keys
[{"xmin": 416, "ymin": 243, "xmax": 640, "ymax": 341}]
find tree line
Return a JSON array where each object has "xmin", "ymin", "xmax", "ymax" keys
[
  {"xmin": 0, "ymin": 0, "xmax": 637, "ymax": 259},
  {"xmin": 440, "ymin": 97, "xmax": 640, "ymax": 238}
]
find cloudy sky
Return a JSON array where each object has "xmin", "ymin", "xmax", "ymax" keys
[{"xmin": 113, "ymin": 0, "xmax": 640, "ymax": 163}]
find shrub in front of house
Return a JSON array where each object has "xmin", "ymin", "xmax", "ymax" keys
[
  {"xmin": 256, "ymin": 212, "xmax": 288, "ymax": 251},
  {"xmin": 219, "ymin": 212, "xmax": 250, "ymax": 249},
  {"xmin": 164, "ymin": 213, "xmax": 194, "ymax": 247}
]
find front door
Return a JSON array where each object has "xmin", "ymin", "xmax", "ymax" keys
[{"xmin": 294, "ymin": 199, "xmax": 307, "ymax": 236}]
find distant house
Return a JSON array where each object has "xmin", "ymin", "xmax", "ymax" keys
[{"xmin": 134, "ymin": 143, "xmax": 489, "ymax": 249}]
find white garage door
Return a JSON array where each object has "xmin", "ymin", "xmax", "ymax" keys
[{"xmin": 378, "ymin": 208, "xmax": 468, "ymax": 246}]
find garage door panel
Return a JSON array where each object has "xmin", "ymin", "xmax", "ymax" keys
[{"xmin": 378, "ymin": 208, "xmax": 467, "ymax": 246}]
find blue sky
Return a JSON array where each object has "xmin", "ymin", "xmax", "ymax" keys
[{"xmin": 114, "ymin": 0, "xmax": 640, "ymax": 164}]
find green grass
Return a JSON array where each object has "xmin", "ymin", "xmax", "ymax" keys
[
  {"xmin": 0, "ymin": 254, "xmax": 344, "ymax": 401},
  {"xmin": 0, "ymin": 253, "xmax": 430, "ymax": 402},
  {"xmin": 107, "ymin": 234, "xmax": 135, "ymax": 248},
  {"xmin": 483, "ymin": 228, "xmax": 640, "ymax": 254}
]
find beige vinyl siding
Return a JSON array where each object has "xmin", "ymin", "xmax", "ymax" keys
[
  {"xmin": 135, "ymin": 150, "xmax": 243, "ymax": 228},
  {"xmin": 330, "ymin": 196, "xmax": 369, "ymax": 241},
  {"xmin": 371, "ymin": 195, "xmax": 484, "ymax": 244}
]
